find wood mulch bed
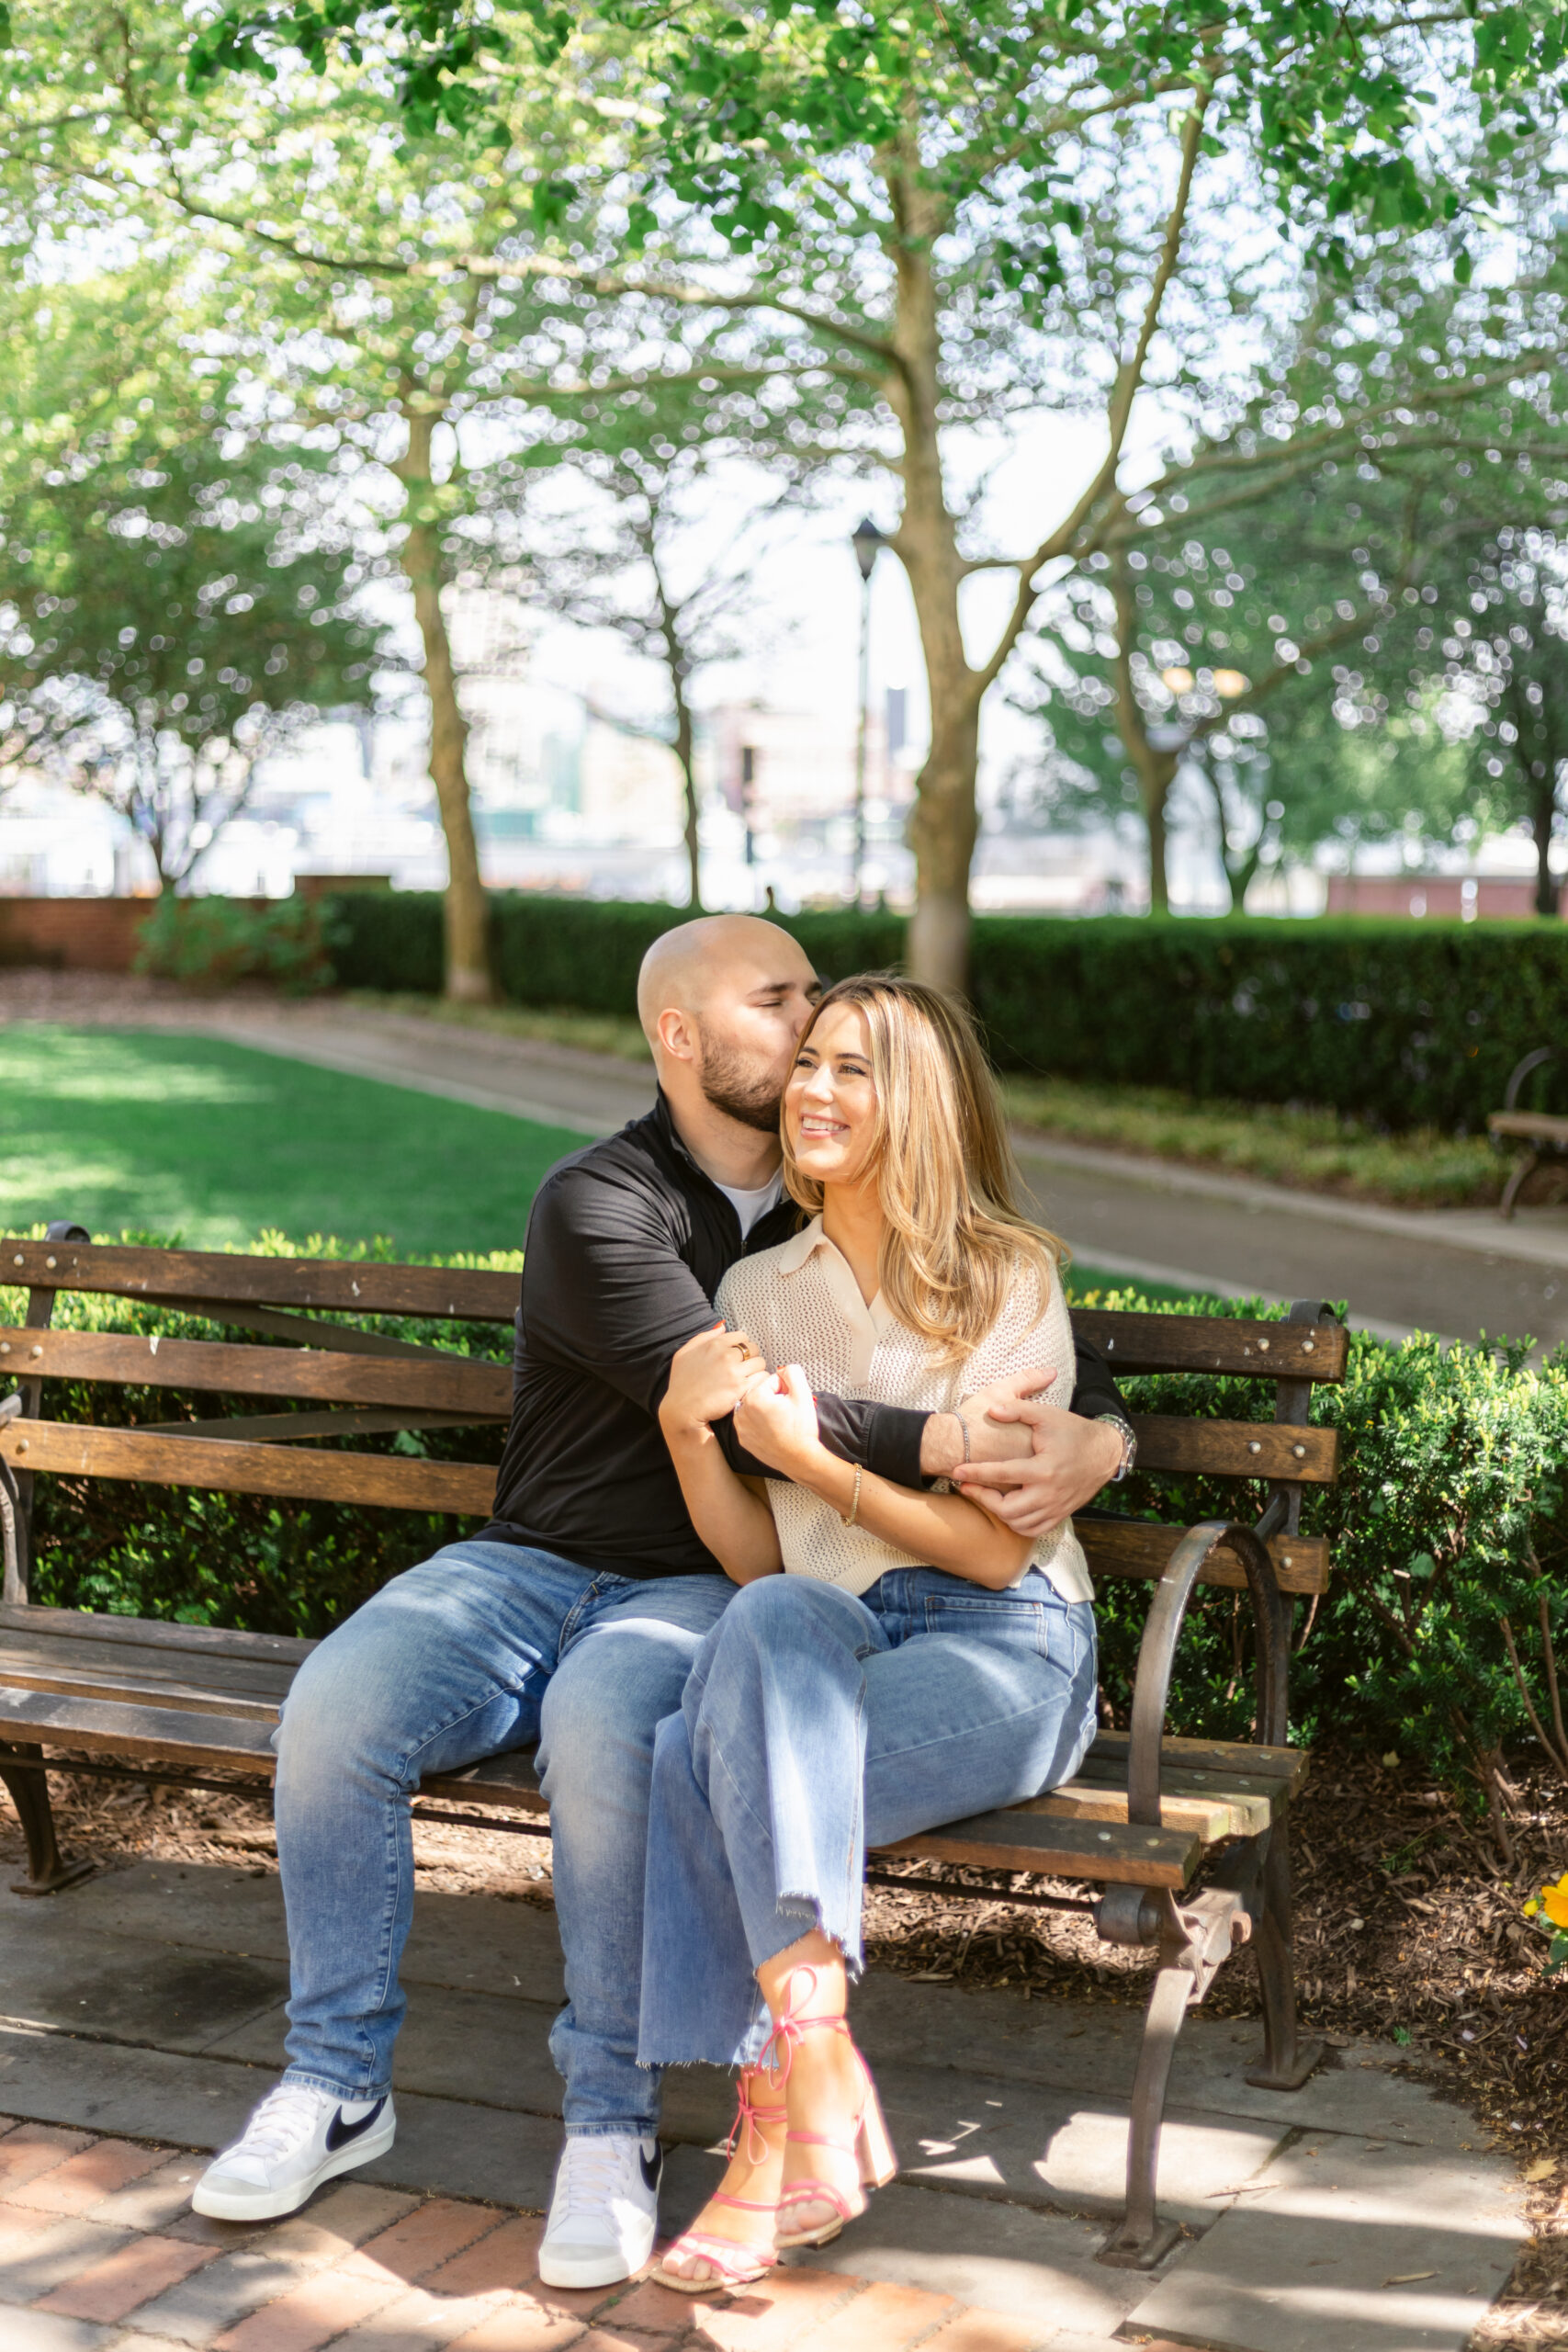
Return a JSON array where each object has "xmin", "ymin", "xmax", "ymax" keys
[{"xmin": 3, "ymin": 1741, "xmax": 1564, "ymax": 2346}]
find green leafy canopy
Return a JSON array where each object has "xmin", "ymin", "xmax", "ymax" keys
[{"xmin": 183, "ymin": 0, "xmax": 1568, "ymax": 260}]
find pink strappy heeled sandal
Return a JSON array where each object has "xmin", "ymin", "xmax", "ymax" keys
[
  {"xmin": 762, "ymin": 1967, "xmax": 898, "ymax": 2251},
  {"xmin": 653, "ymin": 2069, "xmax": 786, "ymax": 2294}
]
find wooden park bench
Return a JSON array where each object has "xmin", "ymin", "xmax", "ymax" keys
[
  {"xmin": 1489, "ymin": 1047, "xmax": 1567, "ymax": 1220},
  {"xmin": 0, "ymin": 1226, "xmax": 1345, "ymax": 2269}
]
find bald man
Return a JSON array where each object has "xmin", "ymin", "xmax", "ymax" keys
[{"xmin": 196, "ymin": 917, "xmax": 1127, "ymax": 2284}]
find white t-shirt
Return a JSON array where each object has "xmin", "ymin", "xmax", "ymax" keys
[{"xmin": 714, "ymin": 1171, "xmax": 784, "ymax": 1240}]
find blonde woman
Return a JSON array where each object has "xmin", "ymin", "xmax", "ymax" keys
[{"xmin": 639, "ymin": 976, "xmax": 1099, "ymax": 2290}]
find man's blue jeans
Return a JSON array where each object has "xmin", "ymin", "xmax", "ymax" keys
[
  {"xmin": 637, "ymin": 1567, "xmax": 1098, "ymax": 2068},
  {"xmin": 271, "ymin": 1539, "xmax": 733, "ymax": 2136}
]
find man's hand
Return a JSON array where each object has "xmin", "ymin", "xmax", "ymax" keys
[
  {"xmin": 732, "ymin": 1363, "xmax": 825, "ymax": 1477},
  {"xmin": 956, "ymin": 1406, "xmax": 1123, "ymax": 1537},
  {"xmin": 660, "ymin": 1323, "xmax": 766, "ymax": 1438},
  {"xmin": 919, "ymin": 1367, "xmax": 1058, "ymax": 1477}
]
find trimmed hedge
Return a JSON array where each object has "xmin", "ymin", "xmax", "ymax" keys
[
  {"xmin": 324, "ymin": 893, "xmax": 1568, "ymax": 1133},
  {"xmin": 12, "ymin": 1233, "xmax": 1566, "ymax": 1815}
]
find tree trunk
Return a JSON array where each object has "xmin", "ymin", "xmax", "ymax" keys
[
  {"xmin": 1109, "ymin": 554, "xmax": 1177, "ymax": 913},
  {"xmin": 1532, "ymin": 780, "xmax": 1560, "ymax": 917},
  {"xmin": 652, "ymin": 559, "xmax": 704, "ymax": 911},
  {"xmin": 396, "ymin": 406, "xmax": 493, "ymax": 1003},
  {"xmin": 673, "ymin": 695, "xmax": 703, "ymax": 911},
  {"xmin": 1199, "ymin": 757, "xmax": 1239, "ymax": 912},
  {"xmin": 906, "ymin": 707, "xmax": 980, "ymax": 990},
  {"xmin": 883, "ymin": 165, "xmax": 982, "ymax": 993}
]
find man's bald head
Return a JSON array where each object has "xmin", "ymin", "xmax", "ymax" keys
[
  {"xmin": 637, "ymin": 915, "xmax": 818, "ymax": 1142},
  {"xmin": 637, "ymin": 915, "xmax": 810, "ymax": 1041}
]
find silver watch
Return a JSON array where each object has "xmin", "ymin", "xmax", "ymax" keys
[{"xmin": 1098, "ymin": 1413, "xmax": 1137, "ymax": 1482}]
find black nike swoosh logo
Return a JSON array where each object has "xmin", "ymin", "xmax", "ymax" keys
[
  {"xmin": 325, "ymin": 2098, "xmax": 388, "ymax": 2153},
  {"xmin": 640, "ymin": 2143, "xmax": 663, "ymax": 2196}
]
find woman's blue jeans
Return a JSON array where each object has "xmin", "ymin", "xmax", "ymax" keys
[
  {"xmin": 637, "ymin": 1567, "xmax": 1099, "ymax": 2068},
  {"xmin": 271, "ymin": 1539, "xmax": 733, "ymax": 2136}
]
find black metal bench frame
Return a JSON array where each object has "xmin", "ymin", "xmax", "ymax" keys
[
  {"xmin": 0, "ymin": 1224, "xmax": 1345, "ymax": 2268},
  {"xmin": 1489, "ymin": 1047, "xmax": 1567, "ymax": 1220}
]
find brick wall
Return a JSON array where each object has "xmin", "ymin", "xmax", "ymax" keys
[
  {"xmin": 1325, "ymin": 874, "xmax": 1567, "ymax": 918},
  {"xmin": 0, "ymin": 898, "xmax": 156, "ymax": 972}
]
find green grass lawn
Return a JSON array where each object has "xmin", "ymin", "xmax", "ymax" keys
[
  {"xmin": 348, "ymin": 991, "xmax": 1506, "ymax": 1209},
  {"xmin": 0, "ymin": 1027, "xmax": 592, "ymax": 1256},
  {"xmin": 0, "ymin": 1023, "xmax": 1221, "ymax": 1306}
]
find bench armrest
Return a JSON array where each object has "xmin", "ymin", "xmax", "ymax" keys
[{"xmin": 1123, "ymin": 1504, "xmax": 1292, "ymax": 1832}]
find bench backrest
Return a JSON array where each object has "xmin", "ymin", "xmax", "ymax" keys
[{"xmin": 1, "ymin": 1233, "xmax": 1345, "ymax": 1610}]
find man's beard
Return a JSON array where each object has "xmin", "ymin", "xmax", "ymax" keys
[{"xmin": 695, "ymin": 1026, "xmax": 786, "ymax": 1135}]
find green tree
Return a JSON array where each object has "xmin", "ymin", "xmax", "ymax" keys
[
  {"xmin": 1407, "ymin": 531, "xmax": 1568, "ymax": 915},
  {"xmin": 0, "ymin": 3, "xmax": 866, "ymax": 988},
  {"xmin": 512, "ymin": 410, "xmax": 827, "ymax": 911},
  {"xmin": 183, "ymin": 0, "xmax": 1568, "ymax": 980},
  {"xmin": 1010, "ymin": 262, "xmax": 1568, "ymax": 908},
  {"xmin": 0, "ymin": 274, "xmax": 379, "ymax": 886}
]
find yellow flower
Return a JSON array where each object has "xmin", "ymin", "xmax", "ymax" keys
[
  {"xmin": 1525, "ymin": 1900, "xmax": 1540, "ymax": 1917},
  {"xmin": 1543, "ymin": 1875, "xmax": 1568, "ymax": 1931}
]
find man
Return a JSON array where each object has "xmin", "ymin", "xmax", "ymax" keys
[{"xmin": 191, "ymin": 916, "xmax": 1129, "ymax": 2286}]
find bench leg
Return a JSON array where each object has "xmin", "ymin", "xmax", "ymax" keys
[
  {"xmin": 1500, "ymin": 1148, "xmax": 1540, "ymax": 1221},
  {"xmin": 0, "ymin": 1747, "xmax": 96, "ymax": 1897},
  {"xmin": 1246, "ymin": 1822, "xmax": 1322, "ymax": 2093},
  {"xmin": 1098, "ymin": 1960, "xmax": 1190, "ymax": 2269}
]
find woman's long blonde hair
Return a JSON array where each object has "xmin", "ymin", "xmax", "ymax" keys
[{"xmin": 780, "ymin": 974, "xmax": 1066, "ymax": 1363}]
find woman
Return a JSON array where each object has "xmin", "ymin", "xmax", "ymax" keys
[{"xmin": 638, "ymin": 976, "xmax": 1100, "ymax": 2291}]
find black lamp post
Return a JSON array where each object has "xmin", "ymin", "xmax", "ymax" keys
[{"xmin": 850, "ymin": 519, "xmax": 886, "ymax": 905}]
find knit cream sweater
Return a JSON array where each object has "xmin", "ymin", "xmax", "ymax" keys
[{"xmin": 716, "ymin": 1217, "xmax": 1092, "ymax": 1601}]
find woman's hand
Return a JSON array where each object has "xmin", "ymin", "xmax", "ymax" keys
[
  {"xmin": 660, "ymin": 1323, "xmax": 766, "ymax": 1439},
  {"xmin": 732, "ymin": 1363, "xmax": 826, "ymax": 1478}
]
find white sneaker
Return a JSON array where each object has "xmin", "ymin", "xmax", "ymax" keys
[
  {"xmin": 537, "ymin": 2132, "xmax": 662, "ymax": 2289},
  {"xmin": 192, "ymin": 2082, "xmax": 397, "ymax": 2221}
]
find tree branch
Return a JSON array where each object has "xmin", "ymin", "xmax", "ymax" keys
[{"xmin": 967, "ymin": 73, "xmax": 1213, "ymax": 699}]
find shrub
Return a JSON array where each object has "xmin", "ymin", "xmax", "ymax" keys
[
  {"xmin": 2, "ymin": 1230, "xmax": 517, "ymax": 1641},
  {"xmin": 134, "ymin": 895, "xmax": 333, "ymax": 995},
  {"xmin": 1078, "ymin": 1281, "xmax": 1568, "ymax": 1849},
  {"xmin": 323, "ymin": 893, "xmax": 1568, "ymax": 1133},
  {"xmin": 8, "ymin": 1232, "xmax": 1565, "ymax": 1832}
]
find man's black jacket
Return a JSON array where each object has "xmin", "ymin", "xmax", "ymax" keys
[{"xmin": 484, "ymin": 1093, "xmax": 1122, "ymax": 1579}]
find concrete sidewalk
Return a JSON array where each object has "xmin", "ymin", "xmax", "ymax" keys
[
  {"xmin": 184, "ymin": 998, "xmax": 1568, "ymax": 1351},
  {"xmin": 6, "ymin": 975, "xmax": 1565, "ymax": 1345},
  {"xmin": 0, "ymin": 1859, "xmax": 1529, "ymax": 2352}
]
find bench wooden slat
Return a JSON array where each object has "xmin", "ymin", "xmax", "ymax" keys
[
  {"xmin": 1129, "ymin": 1415, "xmax": 1337, "ymax": 1483},
  {"xmin": 432, "ymin": 1750, "xmax": 547, "ymax": 1811},
  {"xmin": 0, "ymin": 1683, "xmax": 280, "ymax": 1773},
  {"xmin": 1078, "ymin": 1516, "xmax": 1328, "ymax": 1595},
  {"xmin": 150, "ymin": 1301, "xmax": 472, "ymax": 1362},
  {"xmin": 0, "ymin": 1636, "xmax": 297, "ymax": 1704},
  {"xmin": 1, "ymin": 1241, "xmax": 518, "ymax": 1322},
  {"xmin": 1488, "ymin": 1110, "xmax": 1568, "ymax": 1144},
  {"xmin": 0, "ymin": 1419, "xmax": 498, "ymax": 1517},
  {"xmin": 1025, "ymin": 1777, "xmax": 1277, "ymax": 1839},
  {"xmin": 0, "ymin": 1602, "xmax": 315, "ymax": 1665},
  {"xmin": 0, "ymin": 1330, "xmax": 513, "ymax": 1414},
  {"xmin": 0, "ymin": 1657, "xmax": 285, "ymax": 1722},
  {"xmin": 1072, "ymin": 1311, "xmax": 1347, "ymax": 1382},
  {"xmin": 141, "ymin": 1409, "xmax": 502, "ymax": 1443},
  {"xmin": 1073, "ymin": 1749, "xmax": 1309, "ymax": 1804},
  {"xmin": 1088, "ymin": 1730, "xmax": 1306, "ymax": 1785},
  {"xmin": 880, "ymin": 1809, "xmax": 1201, "ymax": 1888}
]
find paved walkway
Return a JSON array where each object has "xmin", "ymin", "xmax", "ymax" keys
[
  {"xmin": 0, "ymin": 1859, "xmax": 1530, "ymax": 2352},
  {"xmin": 180, "ymin": 998, "xmax": 1568, "ymax": 1351}
]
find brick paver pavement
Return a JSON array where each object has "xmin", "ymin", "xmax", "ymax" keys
[{"xmin": 0, "ymin": 2118, "xmax": 1081, "ymax": 2352}]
